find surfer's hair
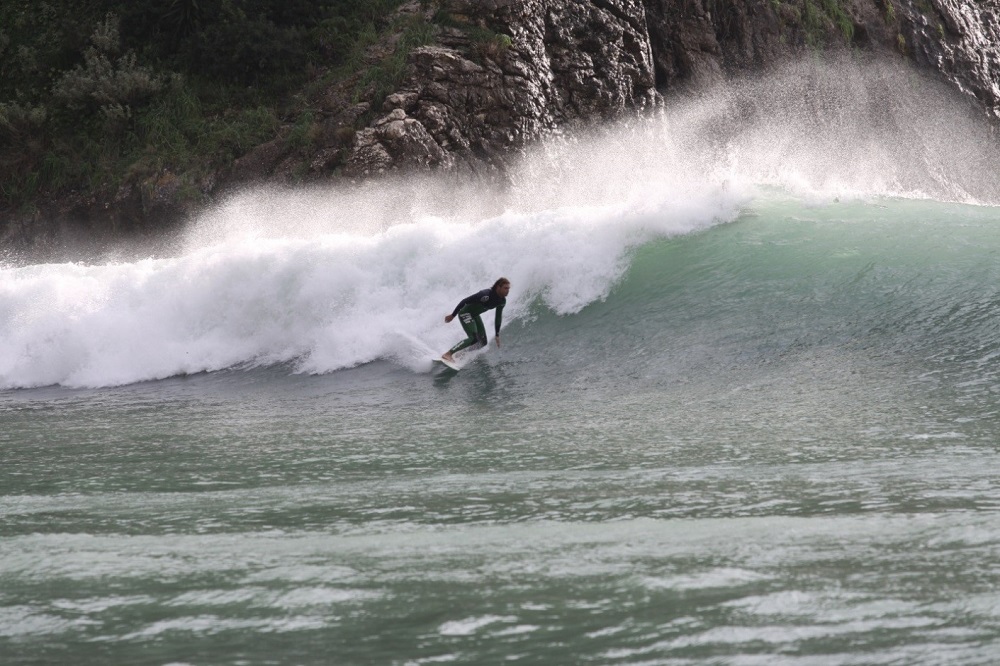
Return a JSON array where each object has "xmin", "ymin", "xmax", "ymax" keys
[{"xmin": 493, "ymin": 277, "xmax": 510, "ymax": 290}]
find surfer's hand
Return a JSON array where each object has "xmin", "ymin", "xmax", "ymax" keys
[
  {"xmin": 445, "ymin": 314, "xmax": 455, "ymax": 323},
  {"xmin": 495, "ymin": 335, "xmax": 501, "ymax": 348}
]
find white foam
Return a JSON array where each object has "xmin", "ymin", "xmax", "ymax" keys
[
  {"xmin": 492, "ymin": 624, "xmax": 540, "ymax": 636},
  {"xmin": 119, "ymin": 615, "xmax": 272, "ymax": 639},
  {"xmin": 641, "ymin": 567, "xmax": 770, "ymax": 591},
  {"xmin": 0, "ymin": 187, "xmax": 737, "ymax": 389},
  {"xmin": 164, "ymin": 586, "xmax": 378, "ymax": 609},
  {"xmin": 51, "ymin": 595, "xmax": 156, "ymax": 613},
  {"xmin": 438, "ymin": 615, "xmax": 515, "ymax": 636},
  {"xmin": 0, "ymin": 605, "xmax": 99, "ymax": 637}
]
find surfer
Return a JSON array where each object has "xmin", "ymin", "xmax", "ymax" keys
[{"xmin": 441, "ymin": 278, "xmax": 510, "ymax": 363}]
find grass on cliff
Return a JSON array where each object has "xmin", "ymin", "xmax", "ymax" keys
[
  {"xmin": 353, "ymin": 14, "xmax": 440, "ymax": 108},
  {"xmin": 770, "ymin": 0, "xmax": 855, "ymax": 46},
  {"xmin": 0, "ymin": 0, "xmax": 411, "ymax": 214}
]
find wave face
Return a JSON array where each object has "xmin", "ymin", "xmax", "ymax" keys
[
  {"xmin": 551, "ymin": 197, "xmax": 1000, "ymax": 399},
  {"xmin": 3, "ymin": 58, "xmax": 1000, "ymax": 390}
]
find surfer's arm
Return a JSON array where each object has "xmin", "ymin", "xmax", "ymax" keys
[
  {"xmin": 493, "ymin": 304, "xmax": 503, "ymax": 347},
  {"xmin": 450, "ymin": 293, "xmax": 478, "ymax": 317}
]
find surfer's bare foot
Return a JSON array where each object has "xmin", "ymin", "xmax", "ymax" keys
[{"xmin": 441, "ymin": 353, "xmax": 454, "ymax": 362}]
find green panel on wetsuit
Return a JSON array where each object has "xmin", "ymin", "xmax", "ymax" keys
[{"xmin": 448, "ymin": 307, "xmax": 487, "ymax": 354}]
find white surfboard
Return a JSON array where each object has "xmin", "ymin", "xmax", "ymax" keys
[{"xmin": 433, "ymin": 357, "xmax": 461, "ymax": 371}]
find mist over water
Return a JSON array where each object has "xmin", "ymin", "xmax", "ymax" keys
[{"xmin": 191, "ymin": 57, "xmax": 1000, "ymax": 247}]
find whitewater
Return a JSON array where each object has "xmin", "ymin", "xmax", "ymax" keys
[{"xmin": 5, "ymin": 59, "xmax": 1000, "ymax": 665}]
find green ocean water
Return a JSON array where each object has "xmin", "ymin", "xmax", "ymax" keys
[{"xmin": 4, "ymin": 193, "xmax": 1000, "ymax": 665}]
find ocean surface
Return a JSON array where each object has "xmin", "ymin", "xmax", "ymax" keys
[{"xmin": 5, "ymin": 62, "xmax": 1000, "ymax": 665}]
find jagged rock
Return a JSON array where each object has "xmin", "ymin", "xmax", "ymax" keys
[
  {"xmin": 344, "ymin": 0, "xmax": 660, "ymax": 174},
  {"xmin": 230, "ymin": 138, "xmax": 290, "ymax": 184},
  {"xmin": 902, "ymin": 0, "xmax": 1000, "ymax": 117},
  {"xmin": 345, "ymin": 108, "xmax": 452, "ymax": 176}
]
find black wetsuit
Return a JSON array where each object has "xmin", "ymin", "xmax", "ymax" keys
[{"xmin": 447, "ymin": 288, "xmax": 506, "ymax": 355}]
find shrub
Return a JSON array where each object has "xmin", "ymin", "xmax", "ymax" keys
[
  {"xmin": 0, "ymin": 0, "xmax": 418, "ymax": 211},
  {"xmin": 182, "ymin": 12, "xmax": 308, "ymax": 90},
  {"xmin": 353, "ymin": 15, "xmax": 438, "ymax": 107},
  {"xmin": 473, "ymin": 32, "xmax": 513, "ymax": 61},
  {"xmin": 885, "ymin": 1, "xmax": 897, "ymax": 23},
  {"xmin": 288, "ymin": 110, "xmax": 317, "ymax": 150},
  {"xmin": 0, "ymin": 101, "xmax": 47, "ymax": 144},
  {"xmin": 52, "ymin": 14, "xmax": 164, "ymax": 114},
  {"xmin": 821, "ymin": 0, "xmax": 854, "ymax": 43}
]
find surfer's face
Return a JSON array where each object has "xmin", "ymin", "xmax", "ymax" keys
[{"xmin": 497, "ymin": 282, "xmax": 510, "ymax": 297}]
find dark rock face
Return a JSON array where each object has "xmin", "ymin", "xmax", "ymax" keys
[
  {"xmin": 345, "ymin": 0, "xmax": 1000, "ymax": 178},
  {"xmin": 344, "ymin": 0, "xmax": 660, "ymax": 176},
  {"xmin": 901, "ymin": 0, "xmax": 1000, "ymax": 118}
]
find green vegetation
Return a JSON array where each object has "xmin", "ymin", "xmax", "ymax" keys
[
  {"xmin": 822, "ymin": 0, "xmax": 855, "ymax": 43},
  {"xmin": 0, "ymin": 0, "xmax": 411, "ymax": 212},
  {"xmin": 885, "ymin": 1, "xmax": 897, "ymax": 24},
  {"xmin": 769, "ymin": 0, "xmax": 855, "ymax": 46},
  {"xmin": 469, "ymin": 29, "xmax": 514, "ymax": 63},
  {"xmin": 802, "ymin": 0, "xmax": 823, "ymax": 42},
  {"xmin": 429, "ymin": 8, "xmax": 513, "ymax": 64},
  {"xmin": 353, "ymin": 14, "xmax": 439, "ymax": 108},
  {"xmin": 801, "ymin": 0, "xmax": 854, "ymax": 45}
]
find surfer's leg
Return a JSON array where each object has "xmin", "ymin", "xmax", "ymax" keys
[
  {"xmin": 444, "ymin": 312, "xmax": 482, "ymax": 359},
  {"xmin": 472, "ymin": 315, "xmax": 487, "ymax": 349}
]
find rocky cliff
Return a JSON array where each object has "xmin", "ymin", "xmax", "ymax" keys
[
  {"xmin": 6, "ymin": 0, "xmax": 1000, "ymax": 256},
  {"xmin": 329, "ymin": 0, "xmax": 1000, "ymax": 180}
]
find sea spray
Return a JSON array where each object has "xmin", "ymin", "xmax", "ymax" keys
[{"xmin": 0, "ymin": 188, "xmax": 739, "ymax": 389}]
